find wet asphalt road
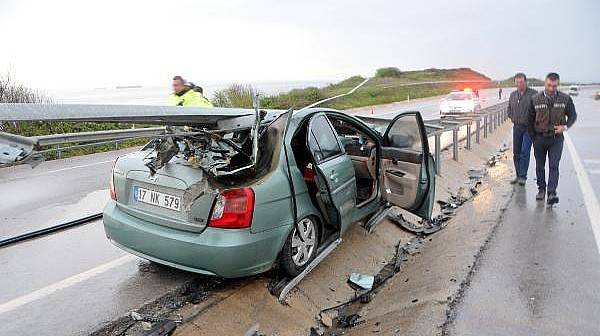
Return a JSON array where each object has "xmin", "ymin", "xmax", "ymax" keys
[
  {"xmin": 451, "ymin": 87, "xmax": 600, "ymax": 335},
  {"xmin": 351, "ymin": 87, "xmax": 505, "ymax": 120}
]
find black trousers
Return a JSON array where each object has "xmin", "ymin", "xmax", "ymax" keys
[{"xmin": 533, "ymin": 134, "xmax": 564, "ymax": 193}]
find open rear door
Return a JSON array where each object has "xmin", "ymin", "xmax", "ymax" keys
[
  {"xmin": 306, "ymin": 113, "xmax": 357, "ymax": 233},
  {"xmin": 381, "ymin": 112, "xmax": 435, "ymax": 219}
]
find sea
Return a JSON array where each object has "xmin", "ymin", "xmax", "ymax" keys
[{"xmin": 45, "ymin": 80, "xmax": 333, "ymax": 105}]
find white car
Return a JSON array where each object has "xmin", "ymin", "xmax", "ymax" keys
[
  {"xmin": 440, "ymin": 90, "xmax": 480, "ymax": 116},
  {"xmin": 568, "ymin": 85, "xmax": 579, "ymax": 96}
]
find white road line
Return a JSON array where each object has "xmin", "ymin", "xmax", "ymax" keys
[
  {"xmin": 564, "ymin": 133, "xmax": 600, "ymax": 254},
  {"xmin": 37, "ymin": 160, "xmax": 114, "ymax": 175},
  {"xmin": 0, "ymin": 255, "xmax": 136, "ymax": 315},
  {"xmin": 0, "ymin": 160, "xmax": 113, "ymax": 182},
  {"xmin": 584, "ymin": 159, "xmax": 600, "ymax": 165}
]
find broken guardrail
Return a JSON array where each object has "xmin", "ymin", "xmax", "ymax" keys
[{"xmin": 0, "ymin": 127, "xmax": 167, "ymax": 166}]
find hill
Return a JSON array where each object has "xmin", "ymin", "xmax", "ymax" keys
[{"xmin": 219, "ymin": 67, "xmax": 493, "ymax": 110}]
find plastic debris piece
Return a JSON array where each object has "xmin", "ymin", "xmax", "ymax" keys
[
  {"xmin": 244, "ymin": 323, "xmax": 260, "ymax": 336},
  {"xmin": 131, "ymin": 311, "xmax": 144, "ymax": 321},
  {"xmin": 320, "ymin": 311, "xmax": 335, "ymax": 328},
  {"xmin": 348, "ymin": 272, "xmax": 375, "ymax": 290}
]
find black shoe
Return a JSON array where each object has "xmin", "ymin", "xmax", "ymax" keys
[
  {"xmin": 536, "ymin": 189, "xmax": 546, "ymax": 201},
  {"xmin": 547, "ymin": 192, "xmax": 559, "ymax": 205},
  {"xmin": 518, "ymin": 178, "xmax": 526, "ymax": 186},
  {"xmin": 510, "ymin": 177, "xmax": 520, "ymax": 184}
]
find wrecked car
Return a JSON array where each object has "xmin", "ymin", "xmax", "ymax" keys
[{"xmin": 103, "ymin": 108, "xmax": 436, "ymax": 278}]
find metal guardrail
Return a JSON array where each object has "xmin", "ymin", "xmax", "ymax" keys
[
  {"xmin": 1, "ymin": 102, "xmax": 508, "ymax": 169},
  {"xmin": 37, "ymin": 127, "xmax": 166, "ymax": 159},
  {"xmin": 33, "ymin": 127, "xmax": 166, "ymax": 146},
  {"xmin": 424, "ymin": 101, "xmax": 509, "ymax": 175}
]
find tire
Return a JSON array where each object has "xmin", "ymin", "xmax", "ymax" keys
[{"xmin": 279, "ymin": 216, "xmax": 320, "ymax": 277}]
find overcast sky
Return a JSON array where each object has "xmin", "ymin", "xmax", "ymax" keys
[{"xmin": 1, "ymin": 0, "xmax": 599, "ymax": 90}]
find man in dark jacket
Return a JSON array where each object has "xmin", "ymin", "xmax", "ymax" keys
[
  {"xmin": 507, "ymin": 73, "xmax": 537, "ymax": 185},
  {"xmin": 528, "ymin": 72, "xmax": 577, "ymax": 204}
]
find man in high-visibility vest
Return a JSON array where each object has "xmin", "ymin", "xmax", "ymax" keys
[{"xmin": 167, "ymin": 76, "xmax": 213, "ymax": 107}]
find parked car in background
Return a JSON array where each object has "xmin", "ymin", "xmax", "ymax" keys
[
  {"xmin": 568, "ymin": 85, "xmax": 579, "ymax": 96},
  {"xmin": 440, "ymin": 89, "xmax": 480, "ymax": 117},
  {"xmin": 103, "ymin": 108, "xmax": 436, "ymax": 278}
]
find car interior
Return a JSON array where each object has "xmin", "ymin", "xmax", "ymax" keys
[{"xmin": 327, "ymin": 116, "xmax": 378, "ymax": 207}]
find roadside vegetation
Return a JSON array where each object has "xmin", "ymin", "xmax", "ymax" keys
[{"xmin": 213, "ymin": 67, "xmax": 492, "ymax": 110}]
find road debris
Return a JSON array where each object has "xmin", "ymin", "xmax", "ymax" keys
[
  {"xmin": 244, "ymin": 323, "xmax": 260, "ymax": 336},
  {"xmin": 318, "ymin": 237, "xmax": 424, "ymax": 333},
  {"xmin": 337, "ymin": 313, "xmax": 365, "ymax": 328},
  {"xmin": 348, "ymin": 273, "xmax": 375, "ymax": 290},
  {"xmin": 143, "ymin": 320, "xmax": 177, "ymax": 336},
  {"xmin": 467, "ymin": 167, "xmax": 486, "ymax": 179}
]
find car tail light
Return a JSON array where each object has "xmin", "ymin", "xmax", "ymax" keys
[
  {"xmin": 109, "ymin": 158, "xmax": 118, "ymax": 201},
  {"xmin": 208, "ymin": 188, "xmax": 255, "ymax": 229}
]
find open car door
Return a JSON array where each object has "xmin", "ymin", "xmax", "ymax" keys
[
  {"xmin": 380, "ymin": 112, "xmax": 435, "ymax": 219},
  {"xmin": 306, "ymin": 113, "xmax": 357, "ymax": 233}
]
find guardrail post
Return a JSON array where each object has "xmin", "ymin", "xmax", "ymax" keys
[
  {"xmin": 452, "ymin": 128, "xmax": 459, "ymax": 161},
  {"xmin": 435, "ymin": 134, "xmax": 441, "ymax": 175},
  {"xmin": 466, "ymin": 123, "xmax": 472, "ymax": 150},
  {"xmin": 115, "ymin": 140, "xmax": 119, "ymax": 150},
  {"xmin": 56, "ymin": 145, "xmax": 62, "ymax": 159},
  {"xmin": 476, "ymin": 119, "xmax": 481, "ymax": 144},
  {"xmin": 490, "ymin": 114, "xmax": 494, "ymax": 134},
  {"xmin": 484, "ymin": 115, "xmax": 488, "ymax": 138}
]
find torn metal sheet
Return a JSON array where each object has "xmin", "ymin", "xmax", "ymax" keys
[
  {"xmin": 388, "ymin": 211, "xmax": 449, "ymax": 235},
  {"xmin": 0, "ymin": 131, "xmax": 44, "ymax": 167}
]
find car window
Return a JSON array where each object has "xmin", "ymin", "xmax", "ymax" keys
[
  {"xmin": 385, "ymin": 115, "xmax": 423, "ymax": 153},
  {"xmin": 309, "ymin": 115, "xmax": 342, "ymax": 162}
]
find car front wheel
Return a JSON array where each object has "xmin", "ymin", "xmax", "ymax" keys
[{"xmin": 280, "ymin": 216, "xmax": 320, "ymax": 276}]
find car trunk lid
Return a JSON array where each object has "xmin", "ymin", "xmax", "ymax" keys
[{"xmin": 117, "ymin": 151, "xmax": 217, "ymax": 232}]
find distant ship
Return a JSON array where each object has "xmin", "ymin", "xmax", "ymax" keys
[{"xmin": 116, "ymin": 85, "xmax": 142, "ymax": 89}]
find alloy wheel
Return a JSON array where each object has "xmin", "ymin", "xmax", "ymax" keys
[{"xmin": 291, "ymin": 217, "xmax": 317, "ymax": 267}]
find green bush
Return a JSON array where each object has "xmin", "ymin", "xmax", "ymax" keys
[
  {"xmin": 375, "ymin": 67, "xmax": 403, "ymax": 78},
  {"xmin": 212, "ymin": 83, "xmax": 256, "ymax": 108}
]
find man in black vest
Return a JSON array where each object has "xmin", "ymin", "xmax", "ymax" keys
[
  {"xmin": 528, "ymin": 73, "xmax": 577, "ymax": 204},
  {"xmin": 507, "ymin": 73, "xmax": 537, "ymax": 185}
]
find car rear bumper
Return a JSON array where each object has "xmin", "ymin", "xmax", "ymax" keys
[{"xmin": 103, "ymin": 201, "xmax": 290, "ymax": 278}]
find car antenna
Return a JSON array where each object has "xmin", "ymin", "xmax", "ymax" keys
[{"xmin": 297, "ymin": 77, "xmax": 370, "ymax": 112}]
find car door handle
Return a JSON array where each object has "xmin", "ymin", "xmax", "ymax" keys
[{"xmin": 329, "ymin": 171, "xmax": 339, "ymax": 182}]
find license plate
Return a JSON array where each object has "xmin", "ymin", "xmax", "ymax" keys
[{"xmin": 133, "ymin": 186, "xmax": 181, "ymax": 211}]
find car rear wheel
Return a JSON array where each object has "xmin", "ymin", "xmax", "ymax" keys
[{"xmin": 280, "ymin": 216, "xmax": 320, "ymax": 276}]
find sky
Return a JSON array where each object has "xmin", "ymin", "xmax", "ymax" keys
[{"xmin": 1, "ymin": 0, "xmax": 599, "ymax": 90}]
